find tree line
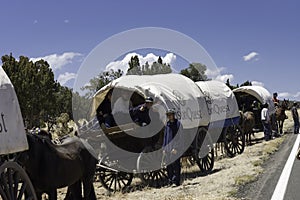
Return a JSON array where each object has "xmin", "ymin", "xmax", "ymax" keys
[{"xmin": 2, "ymin": 54, "xmax": 72, "ymax": 128}]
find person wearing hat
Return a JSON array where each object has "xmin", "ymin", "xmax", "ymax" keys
[
  {"xmin": 261, "ymin": 103, "xmax": 272, "ymax": 141},
  {"xmin": 291, "ymin": 102, "xmax": 299, "ymax": 134},
  {"xmin": 162, "ymin": 108, "xmax": 182, "ymax": 187},
  {"xmin": 130, "ymin": 96, "xmax": 154, "ymax": 126}
]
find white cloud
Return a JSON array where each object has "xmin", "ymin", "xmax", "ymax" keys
[
  {"xmin": 163, "ymin": 53, "xmax": 176, "ymax": 65},
  {"xmin": 206, "ymin": 67, "xmax": 225, "ymax": 78},
  {"xmin": 205, "ymin": 66, "xmax": 234, "ymax": 83},
  {"xmin": 31, "ymin": 52, "xmax": 83, "ymax": 71},
  {"xmin": 105, "ymin": 52, "xmax": 176, "ymax": 73},
  {"xmin": 251, "ymin": 81, "xmax": 264, "ymax": 87},
  {"xmin": 64, "ymin": 19, "xmax": 69, "ymax": 23},
  {"xmin": 57, "ymin": 72, "xmax": 77, "ymax": 85},
  {"xmin": 33, "ymin": 20, "xmax": 38, "ymax": 24},
  {"xmin": 295, "ymin": 92, "xmax": 300, "ymax": 98},
  {"xmin": 278, "ymin": 92, "xmax": 300, "ymax": 100},
  {"xmin": 243, "ymin": 52, "xmax": 259, "ymax": 61},
  {"xmin": 215, "ymin": 74, "xmax": 234, "ymax": 83},
  {"xmin": 278, "ymin": 92, "xmax": 291, "ymax": 99}
]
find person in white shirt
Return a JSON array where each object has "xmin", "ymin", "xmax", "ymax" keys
[
  {"xmin": 111, "ymin": 90, "xmax": 133, "ymax": 125},
  {"xmin": 112, "ymin": 95, "xmax": 132, "ymax": 115},
  {"xmin": 261, "ymin": 103, "xmax": 271, "ymax": 141}
]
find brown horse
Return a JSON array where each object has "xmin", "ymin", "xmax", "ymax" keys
[
  {"xmin": 275, "ymin": 99, "xmax": 289, "ymax": 134},
  {"xmin": 239, "ymin": 111, "xmax": 255, "ymax": 145}
]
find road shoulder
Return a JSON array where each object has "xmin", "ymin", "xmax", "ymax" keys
[{"xmin": 236, "ymin": 133, "xmax": 296, "ymax": 200}]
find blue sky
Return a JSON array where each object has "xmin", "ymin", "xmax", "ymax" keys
[{"xmin": 1, "ymin": 0, "xmax": 300, "ymax": 100}]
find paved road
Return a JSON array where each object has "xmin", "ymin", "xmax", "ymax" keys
[
  {"xmin": 237, "ymin": 133, "xmax": 300, "ymax": 200},
  {"xmin": 282, "ymin": 134, "xmax": 300, "ymax": 200}
]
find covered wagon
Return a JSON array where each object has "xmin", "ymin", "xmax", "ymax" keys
[
  {"xmin": 0, "ymin": 67, "xmax": 37, "ymax": 200},
  {"xmin": 79, "ymin": 73, "xmax": 244, "ymax": 192},
  {"xmin": 233, "ymin": 86, "xmax": 276, "ymax": 132},
  {"xmin": 81, "ymin": 73, "xmax": 215, "ymax": 191},
  {"xmin": 195, "ymin": 80, "xmax": 244, "ymax": 157}
]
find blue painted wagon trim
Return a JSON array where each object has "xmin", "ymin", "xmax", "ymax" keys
[{"xmin": 208, "ymin": 116, "xmax": 240, "ymax": 129}]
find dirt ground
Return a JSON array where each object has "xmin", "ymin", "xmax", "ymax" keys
[{"xmin": 53, "ymin": 110, "xmax": 295, "ymax": 200}]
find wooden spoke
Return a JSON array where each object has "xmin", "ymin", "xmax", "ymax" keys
[
  {"xmin": 193, "ymin": 127, "xmax": 215, "ymax": 174},
  {"xmin": 98, "ymin": 167, "xmax": 133, "ymax": 192},
  {"xmin": 224, "ymin": 125, "xmax": 245, "ymax": 158},
  {"xmin": 197, "ymin": 148, "xmax": 214, "ymax": 173},
  {"xmin": 139, "ymin": 168, "xmax": 168, "ymax": 188}
]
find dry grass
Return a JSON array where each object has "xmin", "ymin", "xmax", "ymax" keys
[
  {"xmin": 261, "ymin": 136, "xmax": 285, "ymax": 156},
  {"xmin": 235, "ymin": 175, "xmax": 257, "ymax": 186}
]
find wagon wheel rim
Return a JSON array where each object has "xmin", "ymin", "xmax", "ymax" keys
[
  {"xmin": 224, "ymin": 125, "xmax": 245, "ymax": 158},
  {"xmin": 98, "ymin": 167, "xmax": 133, "ymax": 192},
  {"xmin": 139, "ymin": 168, "xmax": 168, "ymax": 187},
  {"xmin": 0, "ymin": 161, "xmax": 37, "ymax": 200},
  {"xmin": 194, "ymin": 127, "xmax": 211, "ymax": 157},
  {"xmin": 98, "ymin": 168, "xmax": 133, "ymax": 192},
  {"xmin": 193, "ymin": 127, "xmax": 214, "ymax": 173},
  {"xmin": 197, "ymin": 148, "xmax": 214, "ymax": 173}
]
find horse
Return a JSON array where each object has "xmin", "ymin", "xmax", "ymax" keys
[
  {"xmin": 239, "ymin": 111, "xmax": 255, "ymax": 145},
  {"xmin": 17, "ymin": 131, "xmax": 98, "ymax": 200},
  {"xmin": 275, "ymin": 99, "xmax": 289, "ymax": 134}
]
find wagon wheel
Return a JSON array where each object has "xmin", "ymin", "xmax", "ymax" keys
[
  {"xmin": 137, "ymin": 146, "xmax": 168, "ymax": 187},
  {"xmin": 197, "ymin": 148, "xmax": 214, "ymax": 172},
  {"xmin": 223, "ymin": 125, "xmax": 245, "ymax": 158},
  {"xmin": 98, "ymin": 166, "xmax": 133, "ymax": 192},
  {"xmin": 139, "ymin": 168, "xmax": 168, "ymax": 187},
  {"xmin": 0, "ymin": 161, "xmax": 37, "ymax": 200},
  {"xmin": 193, "ymin": 127, "xmax": 214, "ymax": 174}
]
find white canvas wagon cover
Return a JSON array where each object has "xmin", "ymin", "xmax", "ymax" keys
[
  {"xmin": 233, "ymin": 86, "xmax": 275, "ymax": 115},
  {"xmin": 92, "ymin": 74, "xmax": 210, "ymax": 128},
  {"xmin": 195, "ymin": 80, "xmax": 240, "ymax": 123},
  {"xmin": 0, "ymin": 67, "xmax": 28, "ymax": 155}
]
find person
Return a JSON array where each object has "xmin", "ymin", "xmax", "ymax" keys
[
  {"xmin": 273, "ymin": 92, "xmax": 279, "ymax": 107},
  {"xmin": 96, "ymin": 90, "xmax": 116, "ymax": 128},
  {"xmin": 251, "ymin": 100, "xmax": 260, "ymax": 129},
  {"xmin": 291, "ymin": 102, "xmax": 299, "ymax": 134},
  {"xmin": 112, "ymin": 89, "xmax": 133, "ymax": 115},
  {"xmin": 251, "ymin": 100, "xmax": 260, "ymax": 110},
  {"xmin": 162, "ymin": 108, "xmax": 182, "ymax": 187},
  {"xmin": 130, "ymin": 96, "xmax": 154, "ymax": 126},
  {"xmin": 111, "ymin": 89, "xmax": 133, "ymax": 125},
  {"xmin": 261, "ymin": 103, "xmax": 272, "ymax": 141},
  {"xmin": 271, "ymin": 93, "xmax": 280, "ymax": 135}
]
